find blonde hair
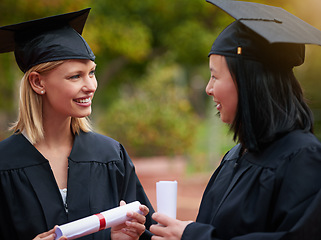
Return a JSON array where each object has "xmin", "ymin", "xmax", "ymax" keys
[{"xmin": 10, "ymin": 61, "xmax": 93, "ymax": 144}]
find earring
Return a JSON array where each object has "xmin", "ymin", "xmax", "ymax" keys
[{"xmin": 40, "ymin": 90, "xmax": 44, "ymax": 94}]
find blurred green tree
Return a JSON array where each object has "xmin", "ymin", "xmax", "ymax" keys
[{"xmin": 97, "ymin": 59, "xmax": 199, "ymax": 156}]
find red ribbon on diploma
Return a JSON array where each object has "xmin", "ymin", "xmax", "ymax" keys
[{"xmin": 95, "ymin": 213, "xmax": 106, "ymax": 231}]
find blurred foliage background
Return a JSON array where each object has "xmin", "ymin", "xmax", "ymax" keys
[{"xmin": 0, "ymin": 0, "xmax": 321, "ymax": 173}]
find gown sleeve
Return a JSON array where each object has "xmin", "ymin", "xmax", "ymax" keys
[
  {"xmin": 183, "ymin": 189, "xmax": 321, "ymax": 240},
  {"xmin": 182, "ymin": 142, "xmax": 321, "ymax": 240},
  {"xmin": 0, "ymin": 182, "xmax": 18, "ymax": 239},
  {"xmin": 118, "ymin": 143, "xmax": 155, "ymax": 239},
  {"xmin": 102, "ymin": 142, "xmax": 155, "ymax": 240}
]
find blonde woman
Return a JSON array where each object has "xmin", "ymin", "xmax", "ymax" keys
[{"xmin": 0, "ymin": 9, "xmax": 153, "ymax": 240}]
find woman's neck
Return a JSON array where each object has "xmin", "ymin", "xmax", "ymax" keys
[
  {"xmin": 35, "ymin": 116, "xmax": 74, "ymax": 190},
  {"xmin": 39, "ymin": 115, "xmax": 74, "ymax": 148}
]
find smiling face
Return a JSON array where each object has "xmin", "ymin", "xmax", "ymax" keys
[
  {"xmin": 40, "ymin": 59, "xmax": 97, "ymax": 120},
  {"xmin": 206, "ymin": 54, "xmax": 238, "ymax": 124}
]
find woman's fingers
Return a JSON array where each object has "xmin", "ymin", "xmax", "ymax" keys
[{"xmin": 33, "ymin": 227, "xmax": 56, "ymax": 240}]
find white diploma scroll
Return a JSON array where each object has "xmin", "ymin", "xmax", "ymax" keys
[
  {"xmin": 55, "ymin": 201, "xmax": 142, "ymax": 240},
  {"xmin": 156, "ymin": 181, "xmax": 177, "ymax": 219}
]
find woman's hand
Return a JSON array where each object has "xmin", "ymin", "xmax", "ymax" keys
[
  {"xmin": 111, "ymin": 200, "xmax": 149, "ymax": 240},
  {"xmin": 33, "ymin": 226, "xmax": 67, "ymax": 240},
  {"xmin": 150, "ymin": 213, "xmax": 192, "ymax": 240}
]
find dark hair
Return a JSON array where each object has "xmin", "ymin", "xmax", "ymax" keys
[{"xmin": 225, "ymin": 56, "xmax": 314, "ymax": 152}]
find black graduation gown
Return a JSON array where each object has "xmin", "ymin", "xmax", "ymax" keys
[
  {"xmin": 182, "ymin": 130, "xmax": 321, "ymax": 240},
  {"xmin": 0, "ymin": 131, "xmax": 155, "ymax": 240}
]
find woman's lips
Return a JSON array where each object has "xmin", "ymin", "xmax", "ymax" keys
[
  {"xmin": 74, "ymin": 97, "xmax": 92, "ymax": 106},
  {"xmin": 216, "ymin": 103, "xmax": 222, "ymax": 111}
]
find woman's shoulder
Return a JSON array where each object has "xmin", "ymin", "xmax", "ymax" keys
[
  {"xmin": 0, "ymin": 134, "xmax": 46, "ymax": 170},
  {"xmin": 79, "ymin": 131, "xmax": 119, "ymax": 146},
  {"xmin": 0, "ymin": 135, "xmax": 20, "ymax": 168},
  {"xmin": 0, "ymin": 133, "xmax": 19, "ymax": 147},
  {"xmin": 0, "ymin": 133, "xmax": 30, "ymax": 153},
  {"xmin": 76, "ymin": 131, "xmax": 120, "ymax": 148},
  {"xmin": 246, "ymin": 130, "xmax": 321, "ymax": 168},
  {"xmin": 273, "ymin": 130, "xmax": 321, "ymax": 157},
  {"xmin": 281, "ymin": 130, "xmax": 321, "ymax": 166},
  {"xmin": 70, "ymin": 131, "xmax": 126, "ymax": 163}
]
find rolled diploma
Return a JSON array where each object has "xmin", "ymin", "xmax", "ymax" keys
[
  {"xmin": 55, "ymin": 201, "xmax": 142, "ymax": 240},
  {"xmin": 156, "ymin": 181, "xmax": 177, "ymax": 219}
]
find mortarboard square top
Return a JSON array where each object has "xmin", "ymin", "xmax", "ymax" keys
[
  {"xmin": 0, "ymin": 8, "xmax": 95, "ymax": 73},
  {"xmin": 206, "ymin": 0, "xmax": 321, "ymax": 67}
]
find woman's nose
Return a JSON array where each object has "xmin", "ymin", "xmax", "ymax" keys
[
  {"xmin": 205, "ymin": 79, "xmax": 214, "ymax": 96},
  {"xmin": 83, "ymin": 76, "xmax": 97, "ymax": 92}
]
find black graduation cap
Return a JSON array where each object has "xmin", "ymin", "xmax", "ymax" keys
[
  {"xmin": 0, "ymin": 8, "xmax": 95, "ymax": 73},
  {"xmin": 206, "ymin": 0, "xmax": 321, "ymax": 67}
]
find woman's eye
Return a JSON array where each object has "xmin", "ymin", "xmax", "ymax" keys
[
  {"xmin": 69, "ymin": 74, "xmax": 80, "ymax": 79},
  {"xmin": 89, "ymin": 70, "xmax": 96, "ymax": 76}
]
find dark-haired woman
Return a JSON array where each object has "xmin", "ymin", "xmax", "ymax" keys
[{"xmin": 149, "ymin": 2, "xmax": 321, "ymax": 240}]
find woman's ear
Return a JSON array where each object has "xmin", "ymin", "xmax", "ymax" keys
[{"xmin": 29, "ymin": 72, "xmax": 45, "ymax": 95}]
